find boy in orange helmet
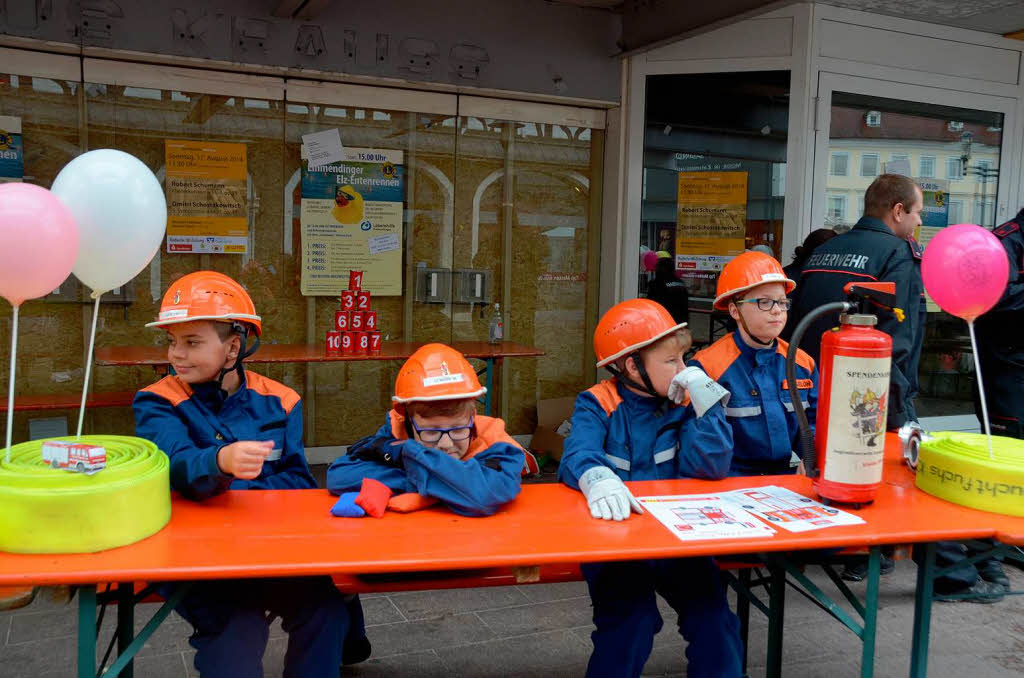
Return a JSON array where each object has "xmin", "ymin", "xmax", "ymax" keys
[
  {"xmin": 559, "ymin": 299, "xmax": 741, "ymax": 678},
  {"xmin": 327, "ymin": 342, "xmax": 537, "ymax": 517},
  {"xmin": 133, "ymin": 271, "xmax": 368, "ymax": 677},
  {"xmin": 689, "ymin": 251, "xmax": 820, "ymax": 476}
]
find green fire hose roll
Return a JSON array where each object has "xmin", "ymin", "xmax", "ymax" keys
[
  {"xmin": 0, "ymin": 435, "xmax": 171, "ymax": 553},
  {"xmin": 917, "ymin": 432, "xmax": 1024, "ymax": 518}
]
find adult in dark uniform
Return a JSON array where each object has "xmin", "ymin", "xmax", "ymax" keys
[
  {"xmin": 787, "ymin": 174, "xmax": 926, "ymax": 431},
  {"xmin": 975, "ymin": 210, "xmax": 1024, "ymax": 437},
  {"xmin": 645, "ymin": 254, "xmax": 689, "ymax": 325}
]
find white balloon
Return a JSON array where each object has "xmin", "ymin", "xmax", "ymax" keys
[{"xmin": 51, "ymin": 149, "xmax": 167, "ymax": 296}]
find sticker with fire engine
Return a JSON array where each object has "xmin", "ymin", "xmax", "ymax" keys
[
  {"xmin": 720, "ymin": 485, "xmax": 865, "ymax": 533},
  {"xmin": 638, "ymin": 495, "xmax": 775, "ymax": 542},
  {"xmin": 41, "ymin": 441, "xmax": 107, "ymax": 475},
  {"xmin": 822, "ymin": 355, "xmax": 891, "ymax": 486}
]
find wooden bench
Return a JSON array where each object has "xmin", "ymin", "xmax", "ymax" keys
[{"xmin": 0, "ymin": 391, "xmax": 136, "ymax": 413}]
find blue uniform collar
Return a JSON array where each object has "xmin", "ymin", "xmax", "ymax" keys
[
  {"xmin": 191, "ymin": 372, "xmax": 249, "ymax": 413},
  {"xmin": 732, "ymin": 329, "xmax": 778, "ymax": 365},
  {"xmin": 615, "ymin": 378, "xmax": 664, "ymax": 410},
  {"xmin": 852, "ymin": 215, "xmax": 899, "ymax": 237}
]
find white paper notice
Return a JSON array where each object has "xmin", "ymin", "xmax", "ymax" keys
[
  {"xmin": 638, "ymin": 494, "xmax": 776, "ymax": 542},
  {"xmin": 302, "ymin": 128, "xmax": 346, "ymax": 167},
  {"xmin": 720, "ymin": 486, "xmax": 865, "ymax": 533},
  {"xmin": 367, "ymin": 233, "xmax": 400, "ymax": 255}
]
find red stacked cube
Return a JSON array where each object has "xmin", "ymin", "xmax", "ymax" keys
[{"xmin": 327, "ymin": 270, "xmax": 381, "ymax": 355}]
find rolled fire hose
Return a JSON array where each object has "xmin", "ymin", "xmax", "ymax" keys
[
  {"xmin": 901, "ymin": 425, "xmax": 1024, "ymax": 518},
  {"xmin": 0, "ymin": 435, "xmax": 171, "ymax": 553}
]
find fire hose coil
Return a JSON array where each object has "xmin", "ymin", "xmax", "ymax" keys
[
  {"xmin": 0, "ymin": 436, "xmax": 170, "ymax": 553},
  {"xmin": 914, "ymin": 431, "xmax": 1024, "ymax": 518}
]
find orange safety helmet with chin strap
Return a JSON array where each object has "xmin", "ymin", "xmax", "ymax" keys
[
  {"xmin": 713, "ymin": 252, "xmax": 794, "ymax": 311},
  {"xmin": 593, "ymin": 298, "xmax": 688, "ymax": 398},
  {"xmin": 147, "ymin": 271, "xmax": 262, "ymax": 384},
  {"xmin": 714, "ymin": 251, "xmax": 795, "ymax": 347},
  {"xmin": 392, "ymin": 343, "xmax": 487, "ymax": 414}
]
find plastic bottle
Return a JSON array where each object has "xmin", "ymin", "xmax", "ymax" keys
[{"xmin": 488, "ymin": 303, "xmax": 504, "ymax": 344}]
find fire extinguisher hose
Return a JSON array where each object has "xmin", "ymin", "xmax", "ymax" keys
[
  {"xmin": 0, "ymin": 435, "xmax": 170, "ymax": 554},
  {"xmin": 786, "ymin": 301, "xmax": 851, "ymax": 477},
  {"xmin": 916, "ymin": 432, "xmax": 1024, "ymax": 517}
]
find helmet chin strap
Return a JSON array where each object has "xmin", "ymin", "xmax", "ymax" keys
[
  {"xmin": 215, "ymin": 322, "xmax": 261, "ymax": 391},
  {"xmin": 734, "ymin": 301, "xmax": 775, "ymax": 348},
  {"xmin": 607, "ymin": 351, "xmax": 662, "ymax": 400}
]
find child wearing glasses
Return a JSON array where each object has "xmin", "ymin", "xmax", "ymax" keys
[
  {"xmin": 689, "ymin": 252, "xmax": 820, "ymax": 476},
  {"xmin": 326, "ymin": 343, "xmax": 538, "ymax": 517}
]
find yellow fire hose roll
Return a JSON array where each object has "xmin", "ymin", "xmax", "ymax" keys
[
  {"xmin": 916, "ymin": 432, "xmax": 1024, "ymax": 517},
  {"xmin": 0, "ymin": 435, "xmax": 171, "ymax": 553}
]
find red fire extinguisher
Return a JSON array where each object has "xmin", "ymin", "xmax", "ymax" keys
[{"xmin": 786, "ymin": 282, "xmax": 904, "ymax": 506}]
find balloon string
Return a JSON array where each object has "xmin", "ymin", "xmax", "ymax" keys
[
  {"xmin": 5, "ymin": 305, "xmax": 18, "ymax": 463},
  {"xmin": 77, "ymin": 294, "xmax": 101, "ymax": 439},
  {"xmin": 967, "ymin": 320, "xmax": 994, "ymax": 460}
]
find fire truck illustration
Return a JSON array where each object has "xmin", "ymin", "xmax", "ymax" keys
[
  {"xmin": 672, "ymin": 505, "xmax": 755, "ymax": 530},
  {"xmin": 41, "ymin": 441, "xmax": 107, "ymax": 474},
  {"xmin": 737, "ymin": 490, "xmax": 838, "ymax": 522}
]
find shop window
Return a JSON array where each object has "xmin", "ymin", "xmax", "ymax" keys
[
  {"xmin": 919, "ymin": 155, "xmax": 936, "ymax": 178},
  {"xmin": 946, "ymin": 156, "xmax": 963, "ymax": 180},
  {"xmin": 824, "ymin": 89, "xmax": 1003, "ymax": 416},
  {"xmin": 826, "ymin": 194, "xmax": 847, "ymax": 224},
  {"xmin": 639, "ymin": 70, "xmax": 790, "ymax": 317},
  {"xmin": 830, "ymin": 152, "xmax": 849, "ymax": 176},
  {"xmin": 860, "ymin": 153, "xmax": 879, "ymax": 177}
]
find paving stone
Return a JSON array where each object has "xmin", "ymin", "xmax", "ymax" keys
[
  {"xmin": 364, "ymin": 612, "xmax": 496, "ymax": 657},
  {"xmin": 360, "ymin": 595, "xmax": 406, "ymax": 625},
  {"xmin": 435, "ymin": 629, "xmax": 591, "ymax": 677},
  {"xmin": 475, "ymin": 598, "xmax": 593, "ymax": 638},
  {"xmin": 389, "ymin": 586, "xmax": 528, "ymax": 620},
  {"xmin": 342, "ymin": 649, "xmax": 449, "ymax": 677},
  {"xmin": 515, "ymin": 581, "xmax": 589, "ymax": 603}
]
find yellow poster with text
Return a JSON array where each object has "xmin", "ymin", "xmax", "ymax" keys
[
  {"xmin": 165, "ymin": 140, "xmax": 248, "ymax": 254},
  {"xmin": 675, "ymin": 171, "xmax": 748, "ymax": 279}
]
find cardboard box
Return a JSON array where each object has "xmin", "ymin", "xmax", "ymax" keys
[{"xmin": 529, "ymin": 396, "xmax": 576, "ymax": 461}]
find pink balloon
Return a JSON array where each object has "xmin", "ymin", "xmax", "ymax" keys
[
  {"xmin": 922, "ymin": 223, "xmax": 1008, "ymax": 322},
  {"xmin": 0, "ymin": 183, "xmax": 79, "ymax": 306},
  {"xmin": 642, "ymin": 250, "xmax": 658, "ymax": 272}
]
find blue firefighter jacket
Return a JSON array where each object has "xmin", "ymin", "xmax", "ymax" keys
[
  {"xmin": 133, "ymin": 372, "xmax": 317, "ymax": 501},
  {"xmin": 557, "ymin": 378, "xmax": 733, "ymax": 488},
  {"xmin": 326, "ymin": 409, "xmax": 526, "ymax": 517},
  {"xmin": 690, "ymin": 331, "xmax": 819, "ymax": 476}
]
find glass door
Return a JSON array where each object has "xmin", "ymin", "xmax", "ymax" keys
[{"xmin": 812, "ymin": 72, "xmax": 1018, "ymax": 417}]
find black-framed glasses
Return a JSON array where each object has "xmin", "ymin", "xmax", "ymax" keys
[
  {"xmin": 736, "ymin": 297, "xmax": 792, "ymax": 312},
  {"xmin": 410, "ymin": 416, "xmax": 475, "ymax": 444}
]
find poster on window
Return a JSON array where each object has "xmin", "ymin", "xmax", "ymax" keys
[
  {"xmin": 0, "ymin": 116, "xmax": 23, "ymax": 183},
  {"xmin": 915, "ymin": 179, "xmax": 950, "ymax": 312},
  {"xmin": 164, "ymin": 140, "xmax": 248, "ymax": 254},
  {"xmin": 675, "ymin": 171, "xmax": 748, "ymax": 291},
  {"xmin": 300, "ymin": 147, "xmax": 404, "ymax": 296}
]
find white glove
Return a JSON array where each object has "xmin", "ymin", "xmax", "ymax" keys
[
  {"xmin": 578, "ymin": 466, "xmax": 644, "ymax": 521},
  {"xmin": 667, "ymin": 366, "xmax": 731, "ymax": 417}
]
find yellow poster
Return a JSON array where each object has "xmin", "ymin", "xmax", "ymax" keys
[
  {"xmin": 675, "ymin": 171, "xmax": 748, "ymax": 278},
  {"xmin": 165, "ymin": 140, "xmax": 248, "ymax": 254},
  {"xmin": 300, "ymin": 147, "xmax": 404, "ymax": 296}
]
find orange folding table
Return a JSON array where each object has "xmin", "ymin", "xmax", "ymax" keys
[
  {"xmin": 1, "ymin": 434, "xmax": 1022, "ymax": 678},
  {"xmin": 94, "ymin": 341, "xmax": 544, "ymax": 416}
]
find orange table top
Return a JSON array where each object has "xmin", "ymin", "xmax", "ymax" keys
[
  {"xmin": 94, "ymin": 341, "xmax": 544, "ymax": 367},
  {"xmin": 2, "ymin": 435, "xmax": 1023, "ymax": 588}
]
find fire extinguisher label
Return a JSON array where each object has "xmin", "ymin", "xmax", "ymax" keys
[{"xmin": 823, "ymin": 355, "xmax": 891, "ymax": 485}]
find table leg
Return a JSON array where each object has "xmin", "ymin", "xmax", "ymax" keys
[
  {"xmin": 737, "ymin": 568, "xmax": 751, "ymax": 676},
  {"xmin": 910, "ymin": 542, "xmax": 936, "ymax": 678},
  {"xmin": 78, "ymin": 585, "xmax": 97, "ymax": 678},
  {"xmin": 861, "ymin": 547, "xmax": 880, "ymax": 678},
  {"xmin": 765, "ymin": 562, "xmax": 786, "ymax": 678},
  {"xmin": 485, "ymin": 358, "xmax": 494, "ymax": 416},
  {"xmin": 118, "ymin": 583, "xmax": 135, "ymax": 678}
]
